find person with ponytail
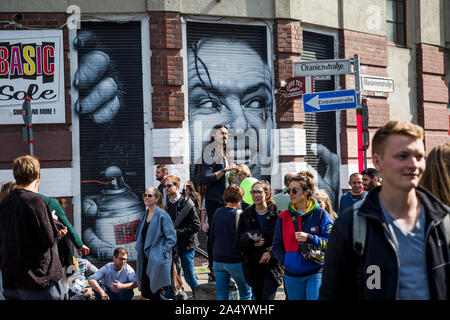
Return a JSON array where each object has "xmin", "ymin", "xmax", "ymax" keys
[{"xmin": 272, "ymin": 171, "xmax": 334, "ymax": 300}]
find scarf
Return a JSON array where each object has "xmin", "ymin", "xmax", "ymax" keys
[{"xmin": 288, "ymin": 198, "xmax": 318, "ymax": 217}]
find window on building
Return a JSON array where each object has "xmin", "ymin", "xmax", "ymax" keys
[{"xmin": 386, "ymin": 0, "xmax": 406, "ymax": 46}]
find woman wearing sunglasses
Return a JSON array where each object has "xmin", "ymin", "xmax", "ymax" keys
[
  {"xmin": 135, "ymin": 187, "xmax": 177, "ymax": 300},
  {"xmin": 236, "ymin": 180, "xmax": 284, "ymax": 300},
  {"xmin": 272, "ymin": 171, "xmax": 334, "ymax": 300}
]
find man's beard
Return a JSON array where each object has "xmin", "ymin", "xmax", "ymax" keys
[{"xmin": 366, "ymin": 181, "xmax": 375, "ymax": 191}]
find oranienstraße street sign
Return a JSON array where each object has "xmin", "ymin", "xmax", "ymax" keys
[
  {"xmin": 361, "ymin": 75, "xmax": 394, "ymax": 93},
  {"xmin": 294, "ymin": 58, "xmax": 352, "ymax": 77},
  {"xmin": 303, "ymin": 89, "xmax": 357, "ymax": 113}
]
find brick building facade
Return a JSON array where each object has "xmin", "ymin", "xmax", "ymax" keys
[{"xmin": 0, "ymin": 1, "xmax": 448, "ymax": 262}]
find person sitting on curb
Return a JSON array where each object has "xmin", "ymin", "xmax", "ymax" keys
[{"xmin": 88, "ymin": 247, "xmax": 138, "ymax": 300}]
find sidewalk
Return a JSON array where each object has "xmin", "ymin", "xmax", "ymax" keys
[{"xmin": 133, "ymin": 270, "xmax": 286, "ymax": 300}]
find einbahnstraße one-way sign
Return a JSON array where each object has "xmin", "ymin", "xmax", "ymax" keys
[{"xmin": 302, "ymin": 89, "xmax": 357, "ymax": 113}]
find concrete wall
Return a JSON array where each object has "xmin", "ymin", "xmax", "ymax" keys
[
  {"xmin": 417, "ymin": 0, "xmax": 446, "ymax": 47},
  {"xmin": 0, "ymin": 0, "xmax": 385, "ymax": 38},
  {"xmin": 0, "ymin": 0, "xmax": 146, "ymax": 13},
  {"xmin": 341, "ymin": 0, "xmax": 386, "ymax": 36},
  {"xmin": 386, "ymin": 46, "xmax": 417, "ymax": 122}
]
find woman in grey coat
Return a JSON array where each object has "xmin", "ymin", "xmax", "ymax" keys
[{"xmin": 135, "ymin": 187, "xmax": 177, "ymax": 300}]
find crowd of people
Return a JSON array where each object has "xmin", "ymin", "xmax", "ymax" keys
[{"xmin": 0, "ymin": 121, "xmax": 449, "ymax": 301}]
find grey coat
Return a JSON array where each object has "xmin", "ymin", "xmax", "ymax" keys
[{"xmin": 135, "ymin": 206, "xmax": 177, "ymax": 294}]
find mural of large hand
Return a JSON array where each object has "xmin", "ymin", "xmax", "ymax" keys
[{"xmin": 73, "ymin": 31, "xmax": 121, "ymax": 123}]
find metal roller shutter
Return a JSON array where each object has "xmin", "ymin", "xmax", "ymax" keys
[
  {"xmin": 76, "ymin": 22, "xmax": 146, "ymax": 263},
  {"xmin": 302, "ymin": 31, "xmax": 340, "ymax": 210},
  {"xmin": 186, "ymin": 21, "xmax": 272, "ymax": 254}
]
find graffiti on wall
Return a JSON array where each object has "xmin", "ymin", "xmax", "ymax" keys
[
  {"xmin": 73, "ymin": 22, "xmax": 145, "ymax": 262},
  {"xmin": 187, "ymin": 22, "xmax": 274, "ymax": 180}
]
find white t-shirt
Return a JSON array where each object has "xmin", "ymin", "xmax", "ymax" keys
[{"xmin": 90, "ymin": 263, "xmax": 137, "ymax": 291}]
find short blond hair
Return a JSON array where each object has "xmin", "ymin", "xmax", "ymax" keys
[
  {"xmin": 13, "ymin": 155, "xmax": 40, "ymax": 186},
  {"xmin": 372, "ymin": 121, "xmax": 424, "ymax": 156},
  {"xmin": 314, "ymin": 189, "xmax": 337, "ymax": 222},
  {"xmin": 237, "ymin": 164, "xmax": 252, "ymax": 177}
]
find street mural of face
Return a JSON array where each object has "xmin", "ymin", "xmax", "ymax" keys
[{"xmin": 187, "ymin": 31, "xmax": 273, "ymax": 179}]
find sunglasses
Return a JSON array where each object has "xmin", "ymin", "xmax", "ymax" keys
[
  {"xmin": 287, "ymin": 188, "xmax": 299, "ymax": 195},
  {"xmin": 165, "ymin": 184, "xmax": 174, "ymax": 188},
  {"xmin": 250, "ymin": 190, "xmax": 264, "ymax": 195},
  {"xmin": 143, "ymin": 193, "xmax": 154, "ymax": 198}
]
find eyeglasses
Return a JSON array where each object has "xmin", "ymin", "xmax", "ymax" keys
[
  {"xmin": 287, "ymin": 188, "xmax": 299, "ymax": 195},
  {"xmin": 143, "ymin": 193, "xmax": 154, "ymax": 198},
  {"xmin": 250, "ymin": 190, "xmax": 264, "ymax": 195},
  {"xmin": 165, "ymin": 184, "xmax": 174, "ymax": 188}
]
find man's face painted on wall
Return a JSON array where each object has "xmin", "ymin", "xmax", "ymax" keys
[{"xmin": 188, "ymin": 37, "xmax": 273, "ymax": 175}]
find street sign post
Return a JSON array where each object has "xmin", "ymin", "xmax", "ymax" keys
[
  {"xmin": 296, "ymin": 55, "xmax": 369, "ymax": 172},
  {"xmin": 294, "ymin": 58, "xmax": 352, "ymax": 77},
  {"xmin": 302, "ymin": 89, "xmax": 357, "ymax": 113},
  {"xmin": 361, "ymin": 75, "xmax": 394, "ymax": 93},
  {"xmin": 22, "ymin": 97, "xmax": 34, "ymax": 156}
]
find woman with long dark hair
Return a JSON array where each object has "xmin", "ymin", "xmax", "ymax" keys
[{"xmin": 184, "ymin": 180, "xmax": 202, "ymax": 212}]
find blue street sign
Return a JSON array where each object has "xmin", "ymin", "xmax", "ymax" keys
[{"xmin": 303, "ymin": 89, "xmax": 357, "ymax": 113}]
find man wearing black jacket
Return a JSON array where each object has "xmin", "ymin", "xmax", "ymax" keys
[
  {"xmin": 0, "ymin": 155, "xmax": 66, "ymax": 300},
  {"xmin": 201, "ymin": 124, "xmax": 238, "ymax": 281},
  {"xmin": 320, "ymin": 121, "xmax": 450, "ymax": 300},
  {"xmin": 165, "ymin": 175, "xmax": 201, "ymax": 296}
]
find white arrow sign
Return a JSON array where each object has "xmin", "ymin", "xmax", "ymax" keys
[
  {"xmin": 303, "ymin": 89, "xmax": 357, "ymax": 113},
  {"xmin": 307, "ymin": 95, "xmax": 320, "ymax": 110}
]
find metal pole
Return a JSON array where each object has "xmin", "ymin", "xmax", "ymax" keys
[
  {"xmin": 362, "ymin": 98, "xmax": 369, "ymax": 170},
  {"xmin": 22, "ymin": 97, "xmax": 34, "ymax": 156},
  {"xmin": 354, "ymin": 54, "xmax": 364, "ymax": 173},
  {"xmin": 29, "ymin": 126, "xmax": 34, "ymax": 156}
]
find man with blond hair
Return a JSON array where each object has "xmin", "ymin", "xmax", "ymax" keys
[
  {"xmin": 320, "ymin": 121, "xmax": 450, "ymax": 300},
  {"xmin": 0, "ymin": 155, "xmax": 65, "ymax": 300}
]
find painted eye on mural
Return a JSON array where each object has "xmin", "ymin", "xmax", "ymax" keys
[
  {"xmin": 196, "ymin": 98, "xmax": 224, "ymax": 113},
  {"xmin": 244, "ymin": 98, "xmax": 266, "ymax": 109}
]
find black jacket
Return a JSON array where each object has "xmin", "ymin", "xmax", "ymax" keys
[
  {"xmin": 0, "ymin": 189, "xmax": 63, "ymax": 289},
  {"xmin": 166, "ymin": 196, "xmax": 201, "ymax": 253},
  {"xmin": 201, "ymin": 148, "xmax": 227, "ymax": 204},
  {"xmin": 319, "ymin": 186, "xmax": 450, "ymax": 300},
  {"xmin": 236, "ymin": 204, "xmax": 284, "ymax": 288}
]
